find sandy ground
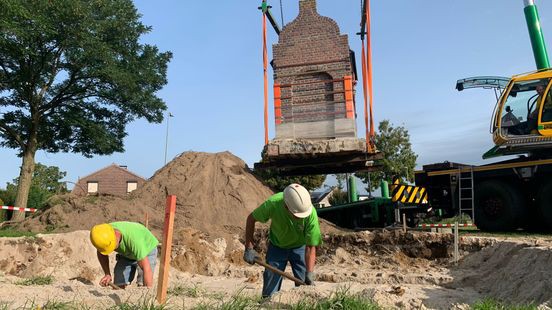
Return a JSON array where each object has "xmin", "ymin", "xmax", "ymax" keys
[{"xmin": 2, "ymin": 230, "xmax": 552, "ymax": 309}]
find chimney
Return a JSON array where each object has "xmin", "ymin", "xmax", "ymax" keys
[{"xmin": 299, "ymin": 0, "xmax": 316, "ymax": 14}]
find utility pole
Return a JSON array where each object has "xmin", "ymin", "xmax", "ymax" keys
[{"xmin": 164, "ymin": 112, "xmax": 173, "ymax": 165}]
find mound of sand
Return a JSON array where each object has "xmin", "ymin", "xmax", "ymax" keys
[
  {"xmin": 451, "ymin": 241, "xmax": 552, "ymax": 304},
  {"xmin": 22, "ymin": 152, "xmax": 273, "ymax": 240}
]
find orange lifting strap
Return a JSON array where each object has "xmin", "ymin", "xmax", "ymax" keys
[
  {"xmin": 262, "ymin": 7, "xmax": 269, "ymax": 145},
  {"xmin": 361, "ymin": 0, "xmax": 375, "ymax": 153}
]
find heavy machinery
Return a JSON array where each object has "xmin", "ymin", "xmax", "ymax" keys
[{"xmin": 414, "ymin": 0, "xmax": 552, "ymax": 231}]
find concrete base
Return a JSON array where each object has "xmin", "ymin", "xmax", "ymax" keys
[{"xmin": 265, "ymin": 137, "xmax": 368, "ymax": 157}]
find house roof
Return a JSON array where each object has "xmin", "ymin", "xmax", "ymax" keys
[{"xmin": 76, "ymin": 163, "xmax": 146, "ymax": 181}]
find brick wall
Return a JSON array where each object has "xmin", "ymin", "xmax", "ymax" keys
[
  {"xmin": 272, "ymin": 0, "xmax": 357, "ymax": 139},
  {"xmin": 72, "ymin": 164, "xmax": 146, "ymax": 196}
]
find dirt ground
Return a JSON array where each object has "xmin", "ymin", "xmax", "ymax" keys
[
  {"xmin": 4, "ymin": 151, "xmax": 552, "ymax": 309},
  {"xmin": 2, "ymin": 229, "xmax": 552, "ymax": 309}
]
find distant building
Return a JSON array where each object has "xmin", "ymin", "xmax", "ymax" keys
[
  {"xmin": 311, "ymin": 188, "xmax": 338, "ymax": 208},
  {"xmin": 72, "ymin": 164, "xmax": 146, "ymax": 196}
]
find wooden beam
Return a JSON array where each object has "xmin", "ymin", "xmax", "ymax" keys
[{"xmin": 156, "ymin": 195, "xmax": 177, "ymax": 304}]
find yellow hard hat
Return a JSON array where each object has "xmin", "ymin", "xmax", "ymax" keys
[{"xmin": 90, "ymin": 224, "xmax": 117, "ymax": 255}]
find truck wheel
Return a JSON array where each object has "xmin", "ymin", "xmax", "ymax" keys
[
  {"xmin": 474, "ymin": 180, "xmax": 525, "ymax": 231},
  {"xmin": 537, "ymin": 181, "xmax": 552, "ymax": 230}
]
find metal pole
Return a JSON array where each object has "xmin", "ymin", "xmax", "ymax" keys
[
  {"xmin": 454, "ymin": 221, "xmax": 459, "ymax": 265},
  {"xmin": 164, "ymin": 112, "xmax": 172, "ymax": 165}
]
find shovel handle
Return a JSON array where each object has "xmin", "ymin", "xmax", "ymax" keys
[{"xmin": 254, "ymin": 258, "xmax": 306, "ymax": 286}]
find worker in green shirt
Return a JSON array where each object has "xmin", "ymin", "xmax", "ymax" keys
[
  {"xmin": 90, "ymin": 221, "xmax": 159, "ymax": 288},
  {"xmin": 244, "ymin": 183, "xmax": 322, "ymax": 298}
]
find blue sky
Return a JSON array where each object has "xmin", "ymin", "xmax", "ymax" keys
[{"xmin": 1, "ymin": 0, "xmax": 551, "ymax": 189}]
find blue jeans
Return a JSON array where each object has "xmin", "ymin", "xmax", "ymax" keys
[
  {"xmin": 262, "ymin": 243, "xmax": 306, "ymax": 298},
  {"xmin": 113, "ymin": 247, "xmax": 157, "ymax": 286}
]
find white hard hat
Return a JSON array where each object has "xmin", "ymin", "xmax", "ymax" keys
[{"xmin": 283, "ymin": 183, "xmax": 313, "ymax": 218}]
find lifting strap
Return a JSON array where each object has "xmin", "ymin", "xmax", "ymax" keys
[
  {"xmin": 361, "ymin": 0, "xmax": 375, "ymax": 152},
  {"xmin": 262, "ymin": 2, "xmax": 269, "ymax": 145}
]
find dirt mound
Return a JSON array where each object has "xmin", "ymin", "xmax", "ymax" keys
[
  {"xmin": 21, "ymin": 152, "xmax": 272, "ymax": 239},
  {"xmin": 0, "ymin": 231, "xmax": 103, "ymax": 282},
  {"xmin": 450, "ymin": 241, "xmax": 552, "ymax": 304}
]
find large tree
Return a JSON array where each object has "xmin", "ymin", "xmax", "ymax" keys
[
  {"xmin": 357, "ymin": 120, "xmax": 417, "ymax": 192},
  {"xmin": 0, "ymin": 0, "xmax": 172, "ymax": 220}
]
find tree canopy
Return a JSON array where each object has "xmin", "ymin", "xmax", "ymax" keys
[
  {"xmin": 356, "ymin": 120, "xmax": 418, "ymax": 191},
  {"xmin": 0, "ymin": 163, "xmax": 67, "ymax": 210},
  {"xmin": 0, "ymin": 0, "xmax": 172, "ymax": 219},
  {"xmin": 254, "ymin": 169, "xmax": 326, "ymax": 192}
]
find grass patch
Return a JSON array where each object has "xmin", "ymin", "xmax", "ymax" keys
[
  {"xmin": 422, "ymin": 214, "xmax": 473, "ymax": 225},
  {"xmin": 193, "ymin": 292, "xmax": 261, "ymax": 310},
  {"xmin": 16, "ymin": 275, "xmax": 54, "ymax": 286},
  {"xmin": 16, "ymin": 299, "xmax": 91, "ymax": 310},
  {"xmin": 472, "ymin": 298, "xmax": 537, "ymax": 310},
  {"xmin": 290, "ymin": 288, "xmax": 380, "ymax": 310},
  {"xmin": 0, "ymin": 228, "xmax": 36, "ymax": 238},
  {"xmin": 168, "ymin": 284, "xmax": 205, "ymax": 298},
  {"xmin": 108, "ymin": 298, "xmax": 170, "ymax": 310}
]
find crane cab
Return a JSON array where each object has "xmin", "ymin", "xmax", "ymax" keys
[
  {"xmin": 457, "ymin": 70, "xmax": 552, "ymax": 158},
  {"xmin": 491, "ymin": 70, "xmax": 552, "ymax": 156}
]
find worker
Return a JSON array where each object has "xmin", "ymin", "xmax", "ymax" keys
[
  {"xmin": 90, "ymin": 222, "xmax": 158, "ymax": 289},
  {"xmin": 243, "ymin": 183, "xmax": 321, "ymax": 298},
  {"xmin": 528, "ymin": 82, "xmax": 552, "ymax": 133}
]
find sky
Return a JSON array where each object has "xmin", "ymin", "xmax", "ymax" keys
[{"xmin": 1, "ymin": 0, "xmax": 552, "ymax": 190}]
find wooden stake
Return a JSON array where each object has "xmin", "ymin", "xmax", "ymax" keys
[
  {"xmin": 145, "ymin": 212, "xmax": 149, "ymax": 229},
  {"xmin": 156, "ymin": 195, "xmax": 177, "ymax": 304},
  {"xmin": 402, "ymin": 213, "xmax": 407, "ymax": 233}
]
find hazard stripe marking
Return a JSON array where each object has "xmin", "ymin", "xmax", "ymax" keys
[{"xmin": 1, "ymin": 206, "xmax": 37, "ymax": 212}]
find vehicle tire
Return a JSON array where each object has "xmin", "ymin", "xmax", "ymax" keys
[
  {"xmin": 474, "ymin": 180, "xmax": 526, "ymax": 231},
  {"xmin": 537, "ymin": 180, "xmax": 552, "ymax": 230}
]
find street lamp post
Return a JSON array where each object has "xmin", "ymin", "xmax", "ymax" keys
[{"xmin": 164, "ymin": 112, "xmax": 173, "ymax": 165}]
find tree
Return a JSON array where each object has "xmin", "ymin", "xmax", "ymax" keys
[
  {"xmin": 0, "ymin": 0, "xmax": 172, "ymax": 220},
  {"xmin": 356, "ymin": 120, "xmax": 417, "ymax": 192},
  {"xmin": 254, "ymin": 169, "xmax": 326, "ymax": 192},
  {"xmin": 1, "ymin": 163, "xmax": 67, "ymax": 211}
]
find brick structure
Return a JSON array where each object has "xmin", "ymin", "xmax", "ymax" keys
[
  {"xmin": 72, "ymin": 164, "xmax": 146, "ymax": 196},
  {"xmin": 272, "ymin": 0, "xmax": 357, "ymax": 139}
]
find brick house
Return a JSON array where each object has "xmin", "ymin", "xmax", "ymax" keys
[{"xmin": 71, "ymin": 164, "xmax": 146, "ymax": 196}]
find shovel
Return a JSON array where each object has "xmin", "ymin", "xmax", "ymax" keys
[{"xmin": 254, "ymin": 258, "xmax": 306, "ymax": 286}]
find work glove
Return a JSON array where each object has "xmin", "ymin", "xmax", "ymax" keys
[
  {"xmin": 243, "ymin": 248, "xmax": 258, "ymax": 265},
  {"xmin": 305, "ymin": 271, "xmax": 315, "ymax": 285}
]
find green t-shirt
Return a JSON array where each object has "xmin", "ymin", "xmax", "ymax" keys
[
  {"xmin": 111, "ymin": 221, "xmax": 159, "ymax": 261},
  {"xmin": 252, "ymin": 192, "xmax": 322, "ymax": 249}
]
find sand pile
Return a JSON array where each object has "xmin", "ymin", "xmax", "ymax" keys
[
  {"xmin": 0, "ymin": 231, "xmax": 102, "ymax": 282},
  {"xmin": 450, "ymin": 241, "xmax": 552, "ymax": 304},
  {"xmin": 17, "ymin": 152, "xmax": 275, "ymax": 274},
  {"xmin": 21, "ymin": 151, "xmax": 272, "ymax": 239}
]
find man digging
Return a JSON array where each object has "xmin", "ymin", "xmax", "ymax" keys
[
  {"xmin": 90, "ymin": 222, "xmax": 158, "ymax": 289},
  {"xmin": 244, "ymin": 183, "xmax": 321, "ymax": 298}
]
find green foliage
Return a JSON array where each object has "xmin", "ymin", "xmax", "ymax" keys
[
  {"xmin": 254, "ymin": 169, "xmax": 326, "ymax": 192},
  {"xmin": 109, "ymin": 298, "xmax": 169, "ymax": 310},
  {"xmin": 193, "ymin": 293, "xmax": 260, "ymax": 310},
  {"xmin": 0, "ymin": 228, "xmax": 36, "ymax": 238},
  {"xmin": 2, "ymin": 163, "xmax": 67, "ymax": 210},
  {"xmin": 472, "ymin": 298, "xmax": 537, "ymax": 310},
  {"xmin": 0, "ymin": 0, "xmax": 171, "ymax": 216},
  {"xmin": 289, "ymin": 288, "xmax": 380, "ymax": 310},
  {"xmin": 168, "ymin": 284, "xmax": 205, "ymax": 298},
  {"xmin": 328, "ymin": 188, "xmax": 348, "ymax": 206},
  {"xmin": 16, "ymin": 275, "xmax": 54, "ymax": 286},
  {"xmin": 357, "ymin": 120, "xmax": 417, "ymax": 192}
]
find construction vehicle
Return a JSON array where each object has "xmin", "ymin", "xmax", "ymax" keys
[{"xmin": 414, "ymin": 0, "xmax": 552, "ymax": 231}]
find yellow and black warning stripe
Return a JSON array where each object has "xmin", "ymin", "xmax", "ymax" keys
[{"xmin": 390, "ymin": 180, "xmax": 428, "ymax": 204}]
